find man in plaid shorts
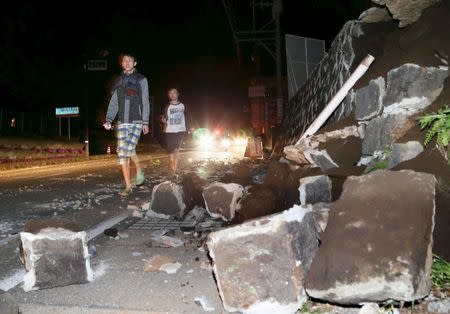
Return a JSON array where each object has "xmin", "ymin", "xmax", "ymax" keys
[{"xmin": 103, "ymin": 53, "xmax": 150, "ymax": 197}]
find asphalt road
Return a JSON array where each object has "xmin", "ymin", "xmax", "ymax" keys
[
  {"xmin": 0, "ymin": 153, "xmax": 177, "ymax": 241},
  {"xmin": 0, "ymin": 148, "xmax": 244, "ymax": 242}
]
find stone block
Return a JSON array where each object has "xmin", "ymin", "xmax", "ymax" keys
[
  {"xmin": 202, "ymin": 182, "xmax": 244, "ymax": 221},
  {"xmin": 208, "ymin": 205, "xmax": 319, "ymax": 314},
  {"xmin": 305, "ymin": 170, "xmax": 436, "ymax": 304},
  {"xmin": 20, "ymin": 226, "xmax": 93, "ymax": 291},
  {"xmin": 299, "ymin": 175, "xmax": 332, "ymax": 205}
]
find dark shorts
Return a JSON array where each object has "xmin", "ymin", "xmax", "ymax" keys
[{"xmin": 165, "ymin": 132, "xmax": 185, "ymax": 153}]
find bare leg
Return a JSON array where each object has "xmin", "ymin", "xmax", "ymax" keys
[
  {"xmin": 121, "ymin": 158, "xmax": 132, "ymax": 189},
  {"xmin": 169, "ymin": 153, "xmax": 176, "ymax": 174},
  {"xmin": 131, "ymin": 154, "xmax": 142, "ymax": 173},
  {"xmin": 173, "ymin": 149, "xmax": 179, "ymax": 173}
]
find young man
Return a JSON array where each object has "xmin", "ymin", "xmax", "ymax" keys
[
  {"xmin": 104, "ymin": 53, "xmax": 150, "ymax": 197},
  {"xmin": 162, "ymin": 88, "xmax": 187, "ymax": 176}
]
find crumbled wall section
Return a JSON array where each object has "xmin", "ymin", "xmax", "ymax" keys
[{"xmin": 273, "ymin": 21, "xmax": 362, "ymax": 156}]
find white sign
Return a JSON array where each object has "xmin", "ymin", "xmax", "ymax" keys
[
  {"xmin": 87, "ymin": 60, "xmax": 107, "ymax": 71},
  {"xmin": 55, "ymin": 107, "xmax": 80, "ymax": 117}
]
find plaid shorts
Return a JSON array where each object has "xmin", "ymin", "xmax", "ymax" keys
[{"xmin": 116, "ymin": 123, "xmax": 142, "ymax": 165}]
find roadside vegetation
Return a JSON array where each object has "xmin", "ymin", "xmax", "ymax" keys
[{"xmin": 419, "ymin": 105, "xmax": 450, "ymax": 160}]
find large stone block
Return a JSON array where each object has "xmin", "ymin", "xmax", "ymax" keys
[
  {"xmin": 305, "ymin": 170, "xmax": 436, "ymax": 304},
  {"xmin": 383, "ymin": 64, "xmax": 448, "ymax": 110},
  {"xmin": 148, "ymin": 181, "xmax": 187, "ymax": 218},
  {"xmin": 20, "ymin": 224, "xmax": 93, "ymax": 291},
  {"xmin": 355, "ymin": 77, "xmax": 385, "ymax": 121},
  {"xmin": 372, "ymin": 0, "xmax": 440, "ymax": 27},
  {"xmin": 362, "ymin": 64, "xmax": 448, "ymax": 155},
  {"xmin": 202, "ymin": 182, "xmax": 244, "ymax": 221},
  {"xmin": 208, "ymin": 205, "xmax": 319, "ymax": 314},
  {"xmin": 299, "ymin": 175, "xmax": 332, "ymax": 205},
  {"xmin": 362, "ymin": 114, "xmax": 412, "ymax": 155}
]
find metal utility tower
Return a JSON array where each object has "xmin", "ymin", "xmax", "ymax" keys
[{"xmin": 222, "ymin": 0, "xmax": 283, "ymax": 123}]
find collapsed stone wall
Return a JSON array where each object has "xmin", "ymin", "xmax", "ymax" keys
[{"xmin": 273, "ymin": 21, "xmax": 362, "ymax": 156}]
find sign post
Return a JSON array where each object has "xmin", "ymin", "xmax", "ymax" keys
[{"xmin": 55, "ymin": 107, "xmax": 79, "ymax": 141}]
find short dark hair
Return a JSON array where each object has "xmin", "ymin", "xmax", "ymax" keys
[
  {"xmin": 168, "ymin": 87, "xmax": 180, "ymax": 94},
  {"xmin": 119, "ymin": 53, "xmax": 137, "ymax": 63}
]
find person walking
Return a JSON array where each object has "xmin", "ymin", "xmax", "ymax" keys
[
  {"xmin": 161, "ymin": 88, "xmax": 187, "ymax": 177},
  {"xmin": 103, "ymin": 53, "xmax": 150, "ymax": 197}
]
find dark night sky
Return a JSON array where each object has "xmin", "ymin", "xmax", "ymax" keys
[{"xmin": 0, "ymin": 0, "xmax": 369, "ymax": 130}]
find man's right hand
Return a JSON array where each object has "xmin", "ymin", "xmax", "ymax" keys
[{"xmin": 103, "ymin": 122, "xmax": 112, "ymax": 130}]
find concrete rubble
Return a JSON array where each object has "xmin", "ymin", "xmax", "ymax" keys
[
  {"xmin": 20, "ymin": 219, "xmax": 93, "ymax": 292},
  {"xmin": 361, "ymin": 64, "xmax": 448, "ymax": 155},
  {"xmin": 311, "ymin": 203, "xmax": 331, "ymax": 235},
  {"xmin": 148, "ymin": 181, "xmax": 187, "ymax": 218},
  {"xmin": 372, "ymin": 0, "xmax": 440, "ymax": 27},
  {"xmin": 355, "ymin": 77, "xmax": 385, "ymax": 121},
  {"xmin": 305, "ymin": 170, "xmax": 436, "ymax": 304},
  {"xmin": 284, "ymin": 126, "xmax": 360, "ymax": 168},
  {"xmin": 202, "ymin": 182, "xmax": 244, "ymax": 221},
  {"xmin": 359, "ymin": 7, "xmax": 392, "ymax": 23},
  {"xmin": 299, "ymin": 175, "xmax": 332, "ymax": 205},
  {"xmin": 207, "ymin": 205, "xmax": 319, "ymax": 314}
]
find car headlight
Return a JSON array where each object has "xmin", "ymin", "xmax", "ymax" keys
[{"xmin": 220, "ymin": 138, "xmax": 231, "ymax": 148}]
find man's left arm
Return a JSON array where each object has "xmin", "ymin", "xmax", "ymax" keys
[{"xmin": 140, "ymin": 78, "xmax": 150, "ymax": 133}]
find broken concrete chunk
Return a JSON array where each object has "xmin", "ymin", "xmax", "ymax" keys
[
  {"xmin": 299, "ymin": 175, "xmax": 332, "ymax": 205},
  {"xmin": 312, "ymin": 203, "xmax": 331, "ymax": 235},
  {"xmin": 314, "ymin": 126, "xmax": 360, "ymax": 143},
  {"xmin": 355, "ymin": 77, "xmax": 385, "ymax": 121},
  {"xmin": 304, "ymin": 149, "xmax": 339, "ymax": 171},
  {"xmin": 20, "ymin": 227, "xmax": 93, "ymax": 291},
  {"xmin": 208, "ymin": 205, "xmax": 319, "ymax": 314},
  {"xmin": 359, "ymin": 7, "xmax": 392, "ymax": 23},
  {"xmin": 387, "ymin": 141, "xmax": 424, "ymax": 169},
  {"xmin": 148, "ymin": 181, "xmax": 187, "ymax": 218},
  {"xmin": 305, "ymin": 170, "xmax": 436, "ymax": 304},
  {"xmin": 362, "ymin": 114, "xmax": 412, "ymax": 155},
  {"xmin": 372, "ymin": 0, "xmax": 440, "ymax": 27},
  {"xmin": 384, "ymin": 64, "xmax": 448, "ymax": 111},
  {"xmin": 202, "ymin": 182, "xmax": 244, "ymax": 221},
  {"xmin": 284, "ymin": 126, "xmax": 359, "ymax": 167}
]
